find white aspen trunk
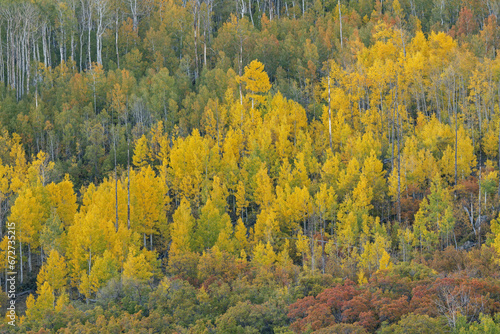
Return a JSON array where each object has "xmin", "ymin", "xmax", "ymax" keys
[
  {"xmin": 249, "ymin": 0, "xmax": 254, "ymax": 25},
  {"xmin": 26, "ymin": 34, "xmax": 31, "ymax": 94},
  {"xmin": 0, "ymin": 26, "xmax": 3, "ymax": 83},
  {"xmin": 88, "ymin": 3, "xmax": 92, "ymax": 68},
  {"xmin": 42, "ymin": 23, "xmax": 48, "ymax": 68},
  {"xmin": 19, "ymin": 239, "xmax": 23, "ymax": 285},
  {"xmin": 47, "ymin": 25, "xmax": 52, "ymax": 67},
  {"xmin": 131, "ymin": 0, "xmax": 138, "ymax": 31},
  {"xmin": 127, "ymin": 138, "xmax": 131, "ymax": 230},
  {"xmin": 338, "ymin": 0, "xmax": 343, "ymax": 49},
  {"xmin": 71, "ymin": 34, "xmax": 75, "ymax": 64},
  {"xmin": 328, "ymin": 76, "xmax": 332, "ymax": 151},
  {"xmin": 115, "ymin": 10, "xmax": 120, "ymax": 68},
  {"xmin": 28, "ymin": 244, "xmax": 31, "ymax": 273},
  {"xmin": 114, "ymin": 129, "xmax": 119, "ymax": 232},
  {"xmin": 87, "ymin": 247, "xmax": 92, "ymax": 304}
]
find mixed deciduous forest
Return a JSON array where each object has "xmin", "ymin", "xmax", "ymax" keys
[{"xmin": 2, "ymin": 0, "xmax": 500, "ymax": 332}]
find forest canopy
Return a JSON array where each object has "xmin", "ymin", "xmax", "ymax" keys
[{"xmin": 1, "ymin": 0, "xmax": 500, "ymax": 332}]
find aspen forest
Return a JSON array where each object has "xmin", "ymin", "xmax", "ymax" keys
[{"xmin": 2, "ymin": 0, "xmax": 500, "ymax": 332}]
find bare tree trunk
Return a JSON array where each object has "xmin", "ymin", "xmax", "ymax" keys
[
  {"xmin": 87, "ymin": 247, "xmax": 92, "ymax": 304},
  {"xmin": 497, "ymin": 82, "xmax": 500, "ymax": 196},
  {"xmin": 19, "ymin": 239, "xmax": 23, "ymax": 285},
  {"xmin": 249, "ymin": 0, "xmax": 254, "ymax": 25},
  {"xmin": 396, "ymin": 96, "xmax": 401, "ymax": 225},
  {"xmin": 88, "ymin": 1, "xmax": 92, "ymax": 68},
  {"xmin": 130, "ymin": 0, "xmax": 139, "ymax": 31},
  {"xmin": 0, "ymin": 25, "xmax": 3, "ymax": 84},
  {"xmin": 115, "ymin": 8, "xmax": 120, "ymax": 68},
  {"xmin": 455, "ymin": 99, "xmax": 458, "ymax": 191},
  {"xmin": 28, "ymin": 244, "xmax": 31, "ymax": 273},
  {"xmin": 328, "ymin": 75, "xmax": 332, "ymax": 151},
  {"xmin": 193, "ymin": 0, "xmax": 200, "ymax": 81},
  {"xmin": 114, "ymin": 127, "xmax": 119, "ymax": 232},
  {"xmin": 95, "ymin": 0, "xmax": 110, "ymax": 66},
  {"xmin": 127, "ymin": 138, "xmax": 131, "ymax": 230},
  {"xmin": 338, "ymin": 0, "xmax": 342, "ymax": 49},
  {"xmin": 71, "ymin": 34, "xmax": 75, "ymax": 64},
  {"xmin": 42, "ymin": 22, "xmax": 48, "ymax": 68}
]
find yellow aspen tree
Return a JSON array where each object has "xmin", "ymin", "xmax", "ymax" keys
[
  {"xmin": 315, "ymin": 184, "xmax": 337, "ymax": 222},
  {"xmin": 24, "ymin": 282, "xmax": 54, "ymax": 323},
  {"xmin": 291, "ymin": 152, "xmax": 310, "ymax": 189},
  {"xmin": 45, "ymin": 175, "xmax": 78, "ymax": 228},
  {"xmin": 27, "ymin": 151, "xmax": 54, "ymax": 186},
  {"xmin": 131, "ymin": 165, "xmax": 166, "ymax": 250},
  {"xmin": 221, "ymin": 128, "xmax": 244, "ymax": 186},
  {"xmin": 9, "ymin": 134, "xmax": 27, "ymax": 192},
  {"xmin": 132, "ymin": 134, "xmax": 152, "ymax": 168},
  {"xmin": 209, "ymin": 176, "xmax": 228, "ymax": 214},
  {"xmin": 9, "ymin": 185, "xmax": 49, "ymax": 284},
  {"xmin": 79, "ymin": 250, "xmax": 119, "ymax": 302},
  {"xmin": 67, "ymin": 207, "xmax": 111, "ymax": 292},
  {"xmin": 123, "ymin": 246, "xmax": 160, "ymax": 282},
  {"xmin": 0, "ymin": 162, "xmax": 12, "ymax": 234},
  {"xmin": 253, "ymin": 207, "xmax": 279, "ymax": 244},
  {"xmin": 291, "ymin": 186, "xmax": 312, "ymax": 232},
  {"xmin": 251, "ymin": 241, "xmax": 276, "ymax": 268},
  {"xmin": 36, "ymin": 249, "xmax": 68, "ymax": 295},
  {"xmin": 296, "ymin": 230, "xmax": 310, "ymax": 268},
  {"xmin": 254, "ymin": 164, "xmax": 274, "ymax": 210},
  {"xmin": 149, "ymin": 121, "xmax": 165, "ymax": 164},
  {"xmin": 352, "ymin": 175, "xmax": 374, "ymax": 212},
  {"xmin": 237, "ymin": 60, "xmax": 271, "ymax": 108},
  {"xmin": 491, "ymin": 214, "xmax": 500, "ymax": 263},
  {"xmin": 215, "ymin": 218, "xmax": 236, "ymax": 254},
  {"xmin": 336, "ymin": 157, "xmax": 360, "ymax": 200},
  {"xmin": 170, "ymin": 198, "xmax": 194, "ymax": 255},
  {"xmin": 169, "ymin": 129, "xmax": 209, "ymax": 205},
  {"xmin": 361, "ymin": 150, "xmax": 386, "ymax": 203},
  {"xmin": 234, "ymin": 218, "xmax": 248, "ymax": 254},
  {"xmin": 321, "ymin": 152, "xmax": 341, "ymax": 188}
]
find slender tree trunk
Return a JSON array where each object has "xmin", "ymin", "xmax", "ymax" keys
[
  {"xmin": 249, "ymin": 0, "xmax": 254, "ymax": 25},
  {"xmin": 397, "ymin": 110, "xmax": 401, "ymax": 225},
  {"xmin": 42, "ymin": 23, "xmax": 48, "ymax": 68},
  {"xmin": 127, "ymin": 138, "xmax": 131, "ymax": 230},
  {"xmin": 0, "ymin": 26, "xmax": 3, "ymax": 84},
  {"xmin": 71, "ymin": 34, "xmax": 75, "ymax": 65},
  {"xmin": 87, "ymin": 247, "xmax": 92, "ymax": 304},
  {"xmin": 497, "ymin": 82, "xmax": 500, "ymax": 196},
  {"xmin": 19, "ymin": 239, "xmax": 23, "ymax": 285},
  {"xmin": 455, "ymin": 102, "xmax": 458, "ymax": 191},
  {"xmin": 328, "ymin": 75, "xmax": 332, "ymax": 151},
  {"xmin": 88, "ymin": 5, "xmax": 92, "ymax": 68},
  {"xmin": 115, "ymin": 10, "xmax": 120, "ymax": 68},
  {"xmin": 114, "ymin": 128, "xmax": 119, "ymax": 232},
  {"xmin": 28, "ymin": 244, "xmax": 31, "ymax": 273},
  {"xmin": 338, "ymin": 0, "xmax": 342, "ymax": 49}
]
